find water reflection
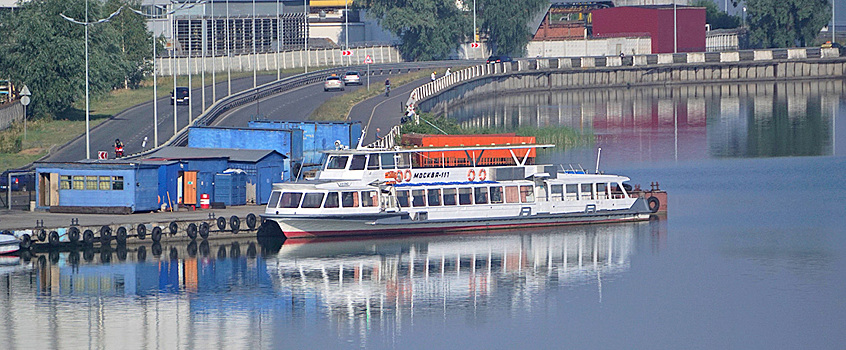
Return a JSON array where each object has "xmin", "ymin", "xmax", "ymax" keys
[
  {"xmin": 444, "ymin": 80, "xmax": 840, "ymax": 162},
  {"xmin": 0, "ymin": 219, "xmax": 666, "ymax": 347}
]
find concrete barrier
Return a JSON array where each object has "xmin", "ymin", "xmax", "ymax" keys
[
  {"xmin": 787, "ymin": 48, "xmax": 807, "ymax": 59},
  {"xmin": 720, "ymin": 52, "xmax": 740, "ymax": 62},
  {"xmin": 688, "ymin": 53, "xmax": 705, "ymax": 63},
  {"xmin": 657, "ymin": 54, "xmax": 673, "ymax": 64}
]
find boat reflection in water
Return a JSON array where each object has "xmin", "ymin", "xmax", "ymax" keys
[{"xmin": 0, "ymin": 219, "xmax": 665, "ymax": 347}]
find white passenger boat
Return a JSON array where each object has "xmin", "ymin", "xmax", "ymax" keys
[
  {"xmin": 259, "ymin": 139, "xmax": 661, "ymax": 239},
  {"xmin": 0, "ymin": 232, "xmax": 20, "ymax": 255}
]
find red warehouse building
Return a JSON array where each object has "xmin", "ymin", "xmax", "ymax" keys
[{"xmin": 591, "ymin": 5, "xmax": 706, "ymax": 54}]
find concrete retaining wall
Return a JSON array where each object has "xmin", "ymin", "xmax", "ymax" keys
[{"xmin": 416, "ymin": 52, "xmax": 846, "ymax": 115}]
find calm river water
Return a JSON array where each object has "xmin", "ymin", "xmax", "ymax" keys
[{"xmin": 2, "ymin": 80, "xmax": 845, "ymax": 349}]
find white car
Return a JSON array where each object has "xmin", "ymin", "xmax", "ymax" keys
[
  {"xmin": 343, "ymin": 71, "xmax": 361, "ymax": 85},
  {"xmin": 324, "ymin": 76, "xmax": 345, "ymax": 91}
]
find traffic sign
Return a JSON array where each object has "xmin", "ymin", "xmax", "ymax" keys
[
  {"xmin": 364, "ymin": 55, "xmax": 373, "ymax": 64},
  {"xmin": 20, "ymin": 85, "xmax": 31, "ymax": 96},
  {"xmin": 98, "ymin": 151, "xmax": 108, "ymax": 160},
  {"xmin": 341, "ymin": 50, "xmax": 353, "ymax": 56},
  {"xmin": 471, "ymin": 42, "xmax": 480, "ymax": 48},
  {"xmin": 20, "ymin": 96, "xmax": 30, "ymax": 106}
]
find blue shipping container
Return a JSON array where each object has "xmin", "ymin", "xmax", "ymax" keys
[
  {"xmin": 248, "ymin": 120, "xmax": 362, "ymax": 166},
  {"xmin": 188, "ymin": 127, "xmax": 303, "ymax": 163}
]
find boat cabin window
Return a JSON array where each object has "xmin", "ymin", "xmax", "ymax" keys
[
  {"xmin": 551, "ymin": 184, "xmax": 563, "ymax": 200},
  {"xmin": 301, "ymin": 192, "xmax": 324, "ymax": 208},
  {"xmin": 361, "ymin": 191, "xmax": 378, "ymax": 207},
  {"xmin": 458, "ymin": 188, "xmax": 473, "ymax": 205},
  {"xmin": 520, "ymin": 185, "xmax": 535, "ymax": 203},
  {"xmin": 350, "ymin": 155, "xmax": 367, "ymax": 170},
  {"xmin": 380, "ymin": 153, "xmax": 396, "ymax": 169},
  {"xmin": 326, "ymin": 155, "xmax": 349, "ymax": 170},
  {"xmin": 367, "ymin": 154, "xmax": 380, "ymax": 170},
  {"xmin": 396, "ymin": 190, "xmax": 410, "ymax": 207},
  {"xmin": 267, "ymin": 191, "xmax": 281, "ymax": 208},
  {"xmin": 474, "ymin": 187, "xmax": 489, "ymax": 204},
  {"xmin": 565, "ymin": 184, "xmax": 578, "ymax": 200},
  {"xmin": 610, "ymin": 182, "xmax": 626, "ymax": 198},
  {"xmin": 504, "ymin": 186, "xmax": 520, "ymax": 203},
  {"xmin": 278, "ymin": 192, "xmax": 302, "ymax": 208},
  {"xmin": 324, "ymin": 192, "xmax": 340, "ymax": 208},
  {"xmin": 412, "ymin": 189, "xmax": 426, "ymax": 207},
  {"xmin": 442, "ymin": 188, "xmax": 457, "ymax": 205},
  {"xmin": 490, "ymin": 186, "xmax": 504, "ymax": 204},
  {"xmin": 596, "ymin": 183, "xmax": 608, "ymax": 199},
  {"xmin": 342, "ymin": 191, "xmax": 359, "ymax": 207},
  {"xmin": 428, "ymin": 189, "xmax": 442, "ymax": 206},
  {"xmin": 396, "ymin": 153, "xmax": 412, "ymax": 169},
  {"xmin": 580, "ymin": 183, "xmax": 593, "ymax": 200}
]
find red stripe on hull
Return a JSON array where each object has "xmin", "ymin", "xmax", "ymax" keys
[{"xmin": 279, "ymin": 215, "xmax": 646, "ymax": 239}]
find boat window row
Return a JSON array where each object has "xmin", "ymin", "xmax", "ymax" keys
[
  {"xmin": 325, "ymin": 153, "xmax": 412, "ymax": 171},
  {"xmin": 268, "ymin": 190, "xmax": 379, "ymax": 209},
  {"xmin": 397, "ymin": 185, "xmax": 535, "ymax": 207},
  {"xmin": 548, "ymin": 182, "xmax": 627, "ymax": 201}
]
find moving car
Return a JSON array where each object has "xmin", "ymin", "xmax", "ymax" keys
[
  {"xmin": 170, "ymin": 86, "xmax": 190, "ymax": 105},
  {"xmin": 486, "ymin": 55, "xmax": 512, "ymax": 64},
  {"xmin": 324, "ymin": 75, "xmax": 345, "ymax": 91},
  {"xmin": 343, "ymin": 71, "xmax": 362, "ymax": 85}
]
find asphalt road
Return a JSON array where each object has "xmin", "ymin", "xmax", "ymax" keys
[
  {"xmin": 42, "ymin": 73, "xmax": 282, "ymax": 162},
  {"xmin": 43, "ymin": 61, "xmax": 470, "ymax": 163}
]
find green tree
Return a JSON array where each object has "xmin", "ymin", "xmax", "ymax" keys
[
  {"xmin": 477, "ymin": 0, "xmax": 547, "ymax": 56},
  {"xmin": 106, "ymin": 0, "xmax": 153, "ymax": 89},
  {"xmin": 0, "ymin": 0, "xmax": 148, "ymax": 117},
  {"xmin": 364, "ymin": 0, "xmax": 469, "ymax": 61},
  {"xmin": 745, "ymin": 0, "xmax": 830, "ymax": 48},
  {"xmin": 691, "ymin": 0, "xmax": 740, "ymax": 29}
]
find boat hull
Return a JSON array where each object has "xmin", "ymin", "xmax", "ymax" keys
[
  {"xmin": 261, "ymin": 210, "xmax": 650, "ymax": 239},
  {"xmin": 0, "ymin": 236, "xmax": 20, "ymax": 255}
]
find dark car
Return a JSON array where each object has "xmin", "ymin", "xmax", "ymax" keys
[
  {"xmin": 0, "ymin": 170, "xmax": 35, "ymax": 191},
  {"xmin": 486, "ymin": 55, "xmax": 513, "ymax": 64},
  {"xmin": 170, "ymin": 86, "xmax": 190, "ymax": 105}
]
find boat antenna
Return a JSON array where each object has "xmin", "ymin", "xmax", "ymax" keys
[{"xmin": 595, "ymin": 147, "xmax": 602, "ymax": 174}]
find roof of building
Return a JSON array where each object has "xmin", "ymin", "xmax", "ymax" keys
[{"xmin": 145, "ymin": 146, "xmax": 286, "ymax": 162}]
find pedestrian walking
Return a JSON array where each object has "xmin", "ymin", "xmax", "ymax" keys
[
  {"xmin": 431, "ymin": 71, "xmax": 437, "ymax": 81},
  {"xmin": 445, "ymin": 68, "xmax": 451, "ymax": 76}
]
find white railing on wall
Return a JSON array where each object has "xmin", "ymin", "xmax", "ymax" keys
[{"xmin": 156, "ymin": 45, "xmax": 403, "ymax": 76}]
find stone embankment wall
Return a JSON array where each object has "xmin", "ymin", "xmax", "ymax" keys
[{"xmin": 415, "ymin": 48, "xmax": 846, "ymax": 114}]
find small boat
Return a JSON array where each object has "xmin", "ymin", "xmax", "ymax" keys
[
  {"xmin": 259, "ymin": 134, "xmax": 665, "ymax": 239},
  {"xmin": 0, "ymin": 231, "xmax": 20, "ymax": 255}
]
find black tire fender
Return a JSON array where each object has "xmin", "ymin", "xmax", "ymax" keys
[
  {"xmin": 647, "ymin": 196, "xmax": 660, "ymax": 213},
  {"xmin": 135, "ymin": 224, "xmax": 146, "ymax": 241},
  {"xmin": 48, "ymin": 231, "xmax": 60, "ymax": 246},
  {"xmin": 20, "ymin": 234, "xmax": 32, "ymax": 250},
  {"xmin": 187, "ymin": 223, "xmax": 198, "ymax": 240},
  {"xmin": 230, "ymin": 215, "xmax": 240, "ymax": 233},
  {"xmin": 216, "ymin": 216, "xmax": 226, "ymax": 231},
  {"xmin": 151, "ymin": 226, "xmax": 163, "ymax": 243},
  {"xmin": 169, "ymin": 221, "xmax": 179, "ymax": 235},
  {"xmin": 83, "ymin": 230, "xmax": 94, "ymax": 244},
  {"xmin": 246, "ymin": 213, "xmax": 257, "ymax": 229},
  {"xmin": 68, "ymin": 227, "xmax": 80, "ymax": 243},
  {"xmin": 200, "ymin": 222, "xmax": 210, "ymax": 239},
  {"xmin": 117, "ymin": 226, "xmax": 128, "ymax": 244},
  {"xmin": 100, "ymin": 226, "xmax": 112, "ymax": 243},
  {"xmin": 37, "ymin": 229, "xmax": 47, "ymax": 242}
]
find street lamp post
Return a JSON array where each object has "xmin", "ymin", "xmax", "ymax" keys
[
  {"xmin": 60, "ymin": 4, "xmax": 122, "ymax": 160},
  {"xmin": 253, "ymin": 0, "xmax": 257, "ymax": 88},
  {"xmin": 304, "ymin": 0, "xmax": 308, "ymax": 73}
]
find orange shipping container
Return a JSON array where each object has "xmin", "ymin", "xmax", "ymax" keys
[{"xmin": 402, "ymin": 134, "xmax": 537, "ymax": 167}]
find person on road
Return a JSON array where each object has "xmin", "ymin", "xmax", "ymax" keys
[
  {"xmin": 375, "ymin": 128, "xmax": 382, "ymax": 139},
  {"xmin": 385, "ymin": 79, "xmax": 391, "ymax": 97},
  {"xmin": 114, "ymin": 139, "xmax": 124, "ymax": 158},
  {"xmin": 445, "ymin": 68, "xmax": 451, "ymax": 76},
  {"xmin": 431, "ymin": 71, "xmax": 437, "ymax": 81}
]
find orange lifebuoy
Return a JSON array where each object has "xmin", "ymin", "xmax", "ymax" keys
[
  {"xmin": 478, "ymin": 169, "xmax": 487, "ymax": 181},
  {"xmin": 467, "ymin": 169, "xmax": 476, "ymax": 181},
  {"xmin": 394, "ymin": 171, "xmax": 403, "ymax": 182},
  {"xmin": 404, "ymin": 169, "xmax": 412, "ymax": 182}
]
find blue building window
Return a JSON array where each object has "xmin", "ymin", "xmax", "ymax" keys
[{"xmin": 61, "ymin": 175, "xmax": 125, "ymax": 191}]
